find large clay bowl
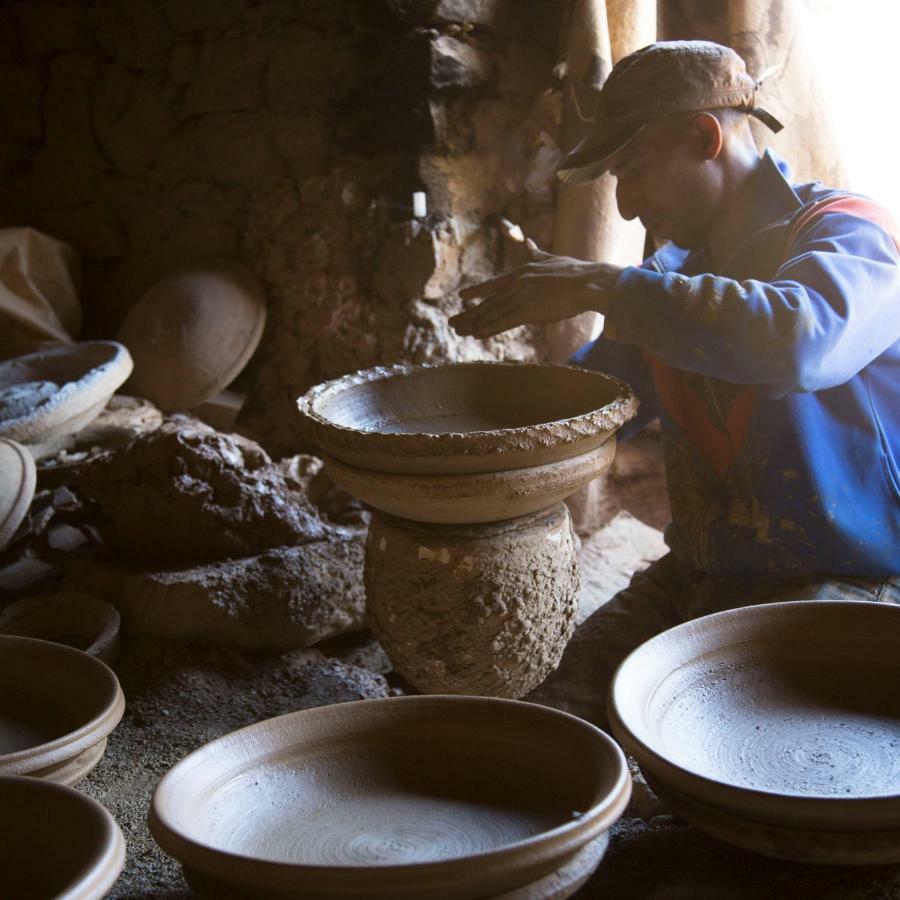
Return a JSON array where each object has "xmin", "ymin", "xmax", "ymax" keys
[
  {"xmin": 297, "ymin": 362, "xmax": 637, "ymax": 475},
  {"xmin": 0, "ymin": 775, "xmax": 126, "ymax": 899},
  {"xmin": 150, "ymin": 696, "xmax": 631, "ymax": 899},
  {"xmin": 0, "ymin": 635, "xmax": 125, "ymax": 784},
  {"xmin": 118, "ymin": 260, "xmax": 266, "ymax": 412},
  {"xmin": 324, "ymin": 437, "xmax": 616, "ymax": 524},
  {"xmin": 609, "ymin": 601, "xmax": 900, "ymax": 835},
  {"xmin": 0, "ymin": 341, "xmax": 133, "ymax": 444}
]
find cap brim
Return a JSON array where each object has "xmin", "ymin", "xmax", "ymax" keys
[{"xmin": 556, "ymin": 119, "xmax": 648, "ymax": 186}]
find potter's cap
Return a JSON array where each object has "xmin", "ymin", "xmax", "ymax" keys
[
  {"xmin": 0, "ymin": 438, "xmax": 36, "ymax": 550},
  {"xmin": 557, "ymin": 40, "xmax": 784, "ymax": 185},
  {"xmin": 117, "ymin": 260, "xmax": 266, "ymax": 413}
]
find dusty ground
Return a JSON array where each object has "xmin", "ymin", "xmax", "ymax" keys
[{"xmin": 19, "ymin": 430, "xmax": 900, "ymax": 897}]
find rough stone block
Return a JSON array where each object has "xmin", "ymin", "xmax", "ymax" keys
[
  {"xmin": 430, "ymin": 35, "xmax": 491, "ymax": 89},
  {"xmin": 161, "ymin": 0, "xmax": 247, "ymax": 34},
  {"xmin": 43, "ymin": 54, "xmax": 105, "ymax": 169},
  {"xmin": 264, "ymin": 32, "xmax": 357, "ymax": 111},
  {"xmin": 19, "ymin": 3, "xmax": 90, "ymax": 58},
  {"xmin": 182, "ymin": 39, "xmax": 264, "ymax": 117},
  {"xmin": 0, "ymin": 64, "xmax": 43, "ymax": 142},
  {"xmin": 498, "ymin": 40, "xmax": 553, "ymax": 99},
  {"xmin": 91, "ymin": 0, "xmax": 173, "ymax": 72},
  {"xmin": 36, "ymin": 204, "xmax": 128, "ymax": 260},
  {"xmin": 430, "ymin": 0, "xmax": 501, "ymax": 25}
]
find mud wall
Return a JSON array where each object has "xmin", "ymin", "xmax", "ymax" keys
[{"xmin": 0, "ymin": 0, "xmax": 563, "ymax": 451}]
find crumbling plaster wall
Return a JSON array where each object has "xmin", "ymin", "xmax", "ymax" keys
[{"xmin": 0, "ymin": 0, "xmax": 564, "ymax": 452}]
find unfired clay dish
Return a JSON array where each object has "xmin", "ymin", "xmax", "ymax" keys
[
  {"xmin": 0, "ymin": 437, "xmax": 35, "ymax": 549},
  {"xmin": 0, "ymin": 341, "xmax": 133, "ymax": 445},
  {"xmin": 0, "ymin": 593, "xmax": 121, "ymax": 661},
  {"xmin": 0, "ymin": 774, "xmax": 126, "ymax": 899},
  {"xmin": 609, "ymin": 601, "xmax": 900, "ymax": 839},
  {"xmin": 0, "ymin": 635, "xmax": 125, "ymax": 784},
  {"xmin": 117, "ymin": 260, "xmax": 266, "ymax": 412},
  {"xmin": 297, "ymin": 362, "xmax": 637, "ymax": 475},
  {"xmin": 324, "ymin": 437, "xmax": 616, "ymax": 523},
  {"xmin": 150, "ymin": 696, "xmax": 631, "ymax": 899}
]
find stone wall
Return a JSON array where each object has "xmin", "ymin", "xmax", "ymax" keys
[{"xmin": 0, "ymin": 0, "xmax": 563, "ymax": 452}]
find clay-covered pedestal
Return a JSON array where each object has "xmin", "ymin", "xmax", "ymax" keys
[{"xmin": 366, "ymin": 504, "xmax": 580, "ymax": 698}]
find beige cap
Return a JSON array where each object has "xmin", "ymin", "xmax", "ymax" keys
[{"xmin": 558, "ymin": 40, "xmax": 783, "ymax": 185}]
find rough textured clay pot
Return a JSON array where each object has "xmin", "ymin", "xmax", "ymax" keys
[
  {"xmin": 0, "ymin": 437, "xmax": 35, "ymax": 549},
  {"xmin": 0, "ymin": 635, "xmax": 125, "ymax": 784},
  {"xmin": 366, "ymin": 504, "xmax": 580, "ymax": 698},
  {"xmin": 0, "ymin": 593, "xmax": 121, "ymax": 661},
  {"xmin": 149, "ymin": 695, "xmax": 631, "ymax": 899},
  {"xmin": 297, "ymin": 362, "xmax": 637, "ymax": 476},
  {"xmin": 0, "ymin": 341, "xmax": 133, "ymax": 445},
  {"xmin": 609, "ymin": 601, "xmax": 900, "ymax": 860},
  {"xmin": 0, "ymin": 775, "xmax": 126, "ymax": 899},
  {"xmin": 117, "ymin": 260, "xmax": 266, "ymax": 412}
]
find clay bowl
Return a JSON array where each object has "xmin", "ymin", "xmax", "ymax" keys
[
  {"xmin": 0, "ymin": 341, "xmax": 133, "ymax": 445},
  {"xmin": 0, "ymin": 593, "xmax": 121, "ymax": 662},
  {"xmin": 0, "ymin": 635, "xmax": 125, "ymax": 784},
  {"xmin": 117, "ymin": 260, "xmax": 266, "ymax": 412},
  {"xmin": 297, "ymin": 362, "xmax": 637, "ymax": 476},
  {"xmin": 609, "ymin": 601, "xmax": 900, "ymax": 839},
  {"xmin": 150, "ymin": 695, "xmax": 631, "ymax": 899},
  {"xmin": 0, "ymin": 775, "xmax": 126, "ymax": 899},
  {"xmin": 324, "ymin": 436, "xmax": 616, "ymax": 524},
  {"xmin": 0, "ymin": 437, "xmax": 35, "ymax": 549}
]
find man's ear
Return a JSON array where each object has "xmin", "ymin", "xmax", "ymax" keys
[{"xmin": 692, "ymin": 112, "xmax": 723, "ymax": 161}]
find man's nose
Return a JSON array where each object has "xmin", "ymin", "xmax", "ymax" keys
[{"xmin": 615, "ymin": 179, "xmax": 640, "ymax": 221}]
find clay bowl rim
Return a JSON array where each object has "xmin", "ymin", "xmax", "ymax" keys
[
  {"xmin": 0, "ymin": 773, "xmax": 126, "ymax": 898},
  {"xmin": 296, "ymin": 362, "xmax": 638, "ymax": 469},
  {"xmin": 608, "ymin": 600, "xmax": 900, "ymax": 831},
  {"xmin": 0, "ymin": 635, "xmax": 125, "ymax": 775},
  {"xmin": 149, "ymin": 695, "xmax": 632, "ymax": 896},
  {"xmin": 0, "ymin": 340, "xmax": 133, "ymax": 440}
]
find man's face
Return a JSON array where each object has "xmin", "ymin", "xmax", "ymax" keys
[{"xmin": 607, "ymin": 118, "xmax": 721, "ymax": 250}]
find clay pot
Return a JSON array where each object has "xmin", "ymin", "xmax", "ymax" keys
[
  {"xmin": 150, "ymin": 695, "xmax": 631, "ymax": 899},
  {"xmin": 0, "ymin": 341, "xmax": 133, "ymax": 445},
  {"xmin": 297, "ymin": 362, "xmax": 637, "ymax": 476},
  {"xmin": 366, "ymin": 504, "xmax": 580, "ymax": 698},
  {"xmin": 324, "ymin": 437, "xmax": 616, "ymax": 524},
  {"xmin": 0, "ymin": 775, "xmax": 126, "ymax": 898},
  {"xmin": 0, "ymin": 635, "xmax": 125, "ymax": 784},
  {"xmin": 609, "ymin": 601, "xmax": 900, "ymax": 859},
  {"xmin": 0, "ymin": 593, "xmax": 121, "ymax": 661},
  {"xmin": 117, "ymin": 260, "xmax": 266, "ymax": 412},
  {"xmin": 0, "ymin": 438, "xmax": 35, "ymax": 549}
]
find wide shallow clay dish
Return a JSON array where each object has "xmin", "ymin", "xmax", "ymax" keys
[
  {"xmin": 297, "ymin": 362, "xmax": 637, "ymax": 476},
  {"xmin": 0, "ymin": 437, "xmax": 35, "ymax": 549},
  {"xmin": 0, "ymin": 775, "xmax": 125, "ymax": 898},
  {"xmin": 0, "ymin": 341, "xmax": 133, "ymax": 445},
  {"xmin": 324, "ymin": 437, "xmax": 616, "ymax": 524},
  {"xmin": 150, "ymin": 695, "xmax": 631, "ymax": 899},
  {"xmin": 117, "ymin": 260, "xmax": 266, "ymax": 412},
  {"xmin": 0, "ymin": 635, "xmax": 125, "ymax": 784},
  {"xmin": 609, "ymin": 601, "xmax": 900, "ymax": 842},
  {"xmin": 0, "ymin": 593, "xmax": 121, "ymax": 662}
]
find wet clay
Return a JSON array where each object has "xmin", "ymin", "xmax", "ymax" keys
[
  {"xmin": 365, "ymin": 504, "xmax": 580, "ymax": 698},
  {"xmin": 149, "ymin": 696, "xmax": 630, "ymax": 899},
  {"xmin": 610, "ymin": 601, "xmax": 900, "ymax": 839},
  {"xmin": 298, "ymin": 362, "xmax": 637, "ymax": 475}
]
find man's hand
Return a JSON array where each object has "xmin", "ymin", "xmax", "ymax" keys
[{"xmin": 449, "ymin": 239, "xmax": 622, "ymax": 339}]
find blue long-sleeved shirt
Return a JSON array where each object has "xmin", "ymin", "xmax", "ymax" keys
[{"xmin": 572, "ymin": 150, "xmax": 900, "ymax": 576}]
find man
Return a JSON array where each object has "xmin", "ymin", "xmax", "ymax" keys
[{"xmin": 450, "ymin": 41, "xmax": 900, "ymax": 723}]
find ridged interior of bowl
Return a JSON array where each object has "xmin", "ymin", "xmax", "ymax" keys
[
  {"xmin": 0, "ymin": 636, "xmax": 122, "ymax": 767},
  {"xmin": 0, "ymin": 776, "xmax": 122, "ymax": 898},
  {"xmin": 612, "ymin": 602, "xmax": 900, "ymax": 805},
  {"xmin": 313, "ymin": 364, "xmax": 625, "ymax": 436},
  {"xmin": 153, "ymin": 697, "xmax": 628, "ymax": 893}
]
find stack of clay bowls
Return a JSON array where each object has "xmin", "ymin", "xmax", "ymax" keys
[
  {"xmin": 297, "ymin": 362, "xmax": 637, "ymax": 523},
  {"xmin": 0, "ymin": 340, "xmax": 133, "ymax": 447},
  {"xmin": 0, "ymin": 635, "xmax": 125, "ymax": 785},
  {"xmin": 0, "ymin": 437, "xmax": 35, "ymax": 550},
  {"xmin": 150, "ymin": 695, "xmax": 632, "ymax": 899},
  {"xmin": 609, "ymin": 600, "xmax": 900, "ymax": 864},
  {"xmin": 0, "ymin": 775, "xmax": 125, "ymax": 898},
  {"xmin": 117, "ymin": 260, "xmax": 265, "ymax": 413}
]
